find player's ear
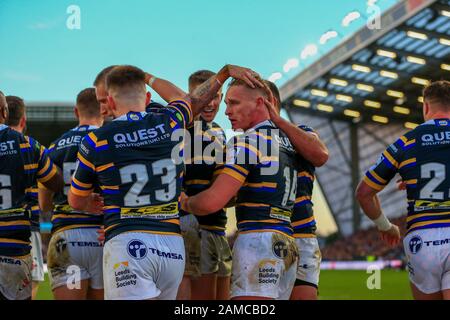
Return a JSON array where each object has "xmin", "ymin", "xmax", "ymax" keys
[
  {"xmin": 256, "ymin": 96, "xmax": 265, "ymax": 107},
  {"xmin": 145, "ymin": 91, "xmax": 151, "ymax": 106},
  {"xmin": 20, "ymin": 115, "xmax": 26, "ymax": 130},
  {"xmin": 423, "ymin": 102, "xmax": 430, "ymax": 120},
  {"xmin": 74, "ymin": 107, "xmax": 80, "ymax": 120},
  {"xmin": 107, "ymin": 95, "xmax": 116, "ymax": 111}
]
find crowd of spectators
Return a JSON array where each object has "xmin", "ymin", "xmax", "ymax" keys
[{"xmin": 321, "ymin": 216, "xmax": 407, "ymax": 261}]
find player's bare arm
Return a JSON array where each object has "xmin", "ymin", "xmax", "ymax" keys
[
  {"xmin": 144, "ymin": 73, "xmax": 186, "ymax": 103},
  {"xmin": 68, "ymin": 191, "xmax": 104, "ymax": 214},
  {"xmin": 263, "ymin": 96, "xmax": 329, "ymax": 167},
  {"xmin": 38, "ymin": 183, "xmax": 55, "ymax": 220},
  {"xmin": 40, "ymin": 166, "xmax": 64, "ymax": 194},
  {"xmin": 146, "ymin": 65, "xmax": 263, "ymax": 119},
  {"xmin": 181, "ymin": 173, "xmax": 242, "ymax": 216},
  {"xmin": 189, "ymin": 65, "xmax": 263, "ymax": 118},
  {"xmin": 356, "ymin": 180, "xmax": 401, "ymax": 246}
]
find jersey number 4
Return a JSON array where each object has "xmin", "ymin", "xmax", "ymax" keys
[{"xmin": 120, "ymin": 160, "xmax": 176, "ymax": 206}]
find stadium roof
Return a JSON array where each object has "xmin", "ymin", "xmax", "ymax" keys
[
  {"xmin": 281, "ymin": 0, "xmax": 450, "ymax": 236},
  {"xmin": 281, "ymin": 0, "xmax": 449, "ymax": 127}
]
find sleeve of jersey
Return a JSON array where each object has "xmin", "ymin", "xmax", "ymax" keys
[
  {"xmin": 213, "ymin": 136, "xmax": 227, "ymax": 178},
  {"xmin": 47, "ymin": 140, "xmax": 63, "ymax": 167},
  {"xmin": 164, "ymin": 99, "xmax": 193, "ymax": 129},
  {"xmin": 221, "ymin": 137, "xmax": 256, "ymax": 184},
  {"xmin": 298, "ymin": 124, "xmax": 319, "ymax": 137},
  {"xmin": 35, "ymin": 143, "xmax": 58, "ymax": 184},
  {"xmin": 70, "ymin": 138, "xmax": 96, "ymax": 197},
  {"xmin": 363, "ymin": 142, "xmax": 402, "ymax": 191}
]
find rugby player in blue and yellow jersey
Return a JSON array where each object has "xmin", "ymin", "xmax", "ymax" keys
[
  {"xmin": 42, "ymin": 88, "xmax": 105, "ymax": 300},
  {"xmin": 0, "ymin": 90, "xmax": 63, "ymax": 300},
  {"xmin": 181, "ymin": 78, "xmax": 301, "ymax": 300},
  {"xmin": 357, "ymin": 81, "xmax": 450, "ymax": 300},
  {"xmin": 68, "ymin": 65, "xmax": 262, "ymax": 300},
  {"xmin": 150, "ymin": 70, "xmax": 232, "ymax": 300},
  {"xmin": 264, "ymin": 81, "xmax": 329, "ymax": 300},
  {"xmin": 5, "ymin": 95, "xmax": 46, "ymax": 300}
]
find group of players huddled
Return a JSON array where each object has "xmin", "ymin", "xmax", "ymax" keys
[
  {"xmin": 0, "ymin": 64, "xmax": 328, "ymax": 300},
  {"xmin": 0, "ymin": 62, "xmax": 449, "ymax": 300}
]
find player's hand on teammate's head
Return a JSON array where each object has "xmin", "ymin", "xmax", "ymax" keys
[
  {"xmin": 226, "ymin": 65, "xmax": 264, "ymax": 89},
  {"xmin": 380, "ymin": 224, "xmax": 401, "ymax": 247},
  {"xmin": 87, "ymin": 193, "xmax": 104, "ymax": 214},
  {"xmin": 97, "ymin": 226, "xmax": 105, "ymax": 245},
  {"xmin": 396, "ymin": 179, "xmax": 407, "ymax": 191},
  {"xmin": 144, "ymin": 72, "xmax": 155, "ymax": 86},
  {"xmin": 263, "ymin": 96, "xmax": 280, "ymax": 121}
]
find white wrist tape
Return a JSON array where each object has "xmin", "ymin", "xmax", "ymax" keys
[
  {"xmin": 148, "ymin": 76, "xmax": 156, "ymax": 87},
  {"xmin": 373, "ymin": 214, "xmax": 392, "ymax": 231}
]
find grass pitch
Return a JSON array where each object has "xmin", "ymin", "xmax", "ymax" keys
[{"xmin": 35, "ymin": 269, "xmax": 412, "ymax": 300}]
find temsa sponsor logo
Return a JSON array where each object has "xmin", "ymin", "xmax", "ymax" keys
[
  {"xmin": 68, "ymin": 241, "xmax": 102, "ymax": 247},
  {"xmin": 0, "ymin": 141, "xmax": 15, "ymax": 152},
  {"xmin": 0, "ymin": 257, "xmax": 21, "ymax": 265},
  {"xmin": 148, "ymin": 247, "xmax": 183, "ymax": 260},
  {"xmin": 424, "ymin": 238, "xmax": 450, "ymax": 246},
  {"xmin": 113, "ymin": 125, "xmax": 166, "ymax": 144}
]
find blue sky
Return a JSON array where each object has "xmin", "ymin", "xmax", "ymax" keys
[{"xmin": 0, "ymin": 0, "xmax": 398, "ymax": 129}]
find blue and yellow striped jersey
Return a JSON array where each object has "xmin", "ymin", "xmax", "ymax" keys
[
  {"xmin": 0, "ymin": 125, "xmax": 57, "ymax": 256},
  {"xmin": 48, "ymin": 125, "xmax": 103, "ymax": 234},
  {"xmin": 23, "ymin": 136, "xmax": 41, "ymax": 232},
  {"xmin": 71, "ymin": 100, "xmax": 193, "ymax": 242},
  {"xmin": 364, "ymin": 118, "xmax": 450, "ymax": 235},
  {"xmin": 222, "ymin": 120, "xmax": 299, "ymax": 236},
  {"xmin": 25, "ymin": 184, "xmax": 40, "ymax": 232},
  {"xmin": 181, "ymin": 119, "xmax": 227, "ymax": 235},
  {"xmin": 291, "ymin": 125, "xmax": 317, "ymax": 238}
]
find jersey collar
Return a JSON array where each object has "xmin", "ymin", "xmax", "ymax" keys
[
  {"xmin": 246, "ymin": 119, "xmax": 273, "ymax": 133},
  {"xmin": 0, "ymin": 124, "xmax": 8, "ymax": 131},
  {"xmin": 72, "ymin": 125, "xmax": 99, "ymax": 131},
  {"xmin": 113, "ymin": 111, "xmax": 147, "ymax": 122},
  {"xmin": 421, "ymin": 118, "xmax": 450, "ymax": 127}
]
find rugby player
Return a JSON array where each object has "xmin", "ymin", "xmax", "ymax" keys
[
  {"xmin": 356, "ymin": 80, "xmax": 450, "ymax": 300},
  {"xmin": 181, "ymin": 78, "xmax": 300, "ymax": 300},
  {"xmin": 149, "ymin": 70, "xmax": 232, "ymax": 300},
  {"xmin": 93, "ymin": 65, "xmax": 117, "ymax": 120},
  {"xmin": 264, "ymin": 81, "xmax": 328, "ymax": 300},
  {"xmin": 0, "ymin": 90, "xmax": 63, "ymax": 300},
  {"xmin": 42, "ymin": 88, "xmax": 105, "ymax": 300},
  {"xmin": 5, "ymin": 95, "xmax": 45, "ymax": 299},
  {"xmin": 68, "ymin": 64, "xmax": 262, "ymax": 300}
]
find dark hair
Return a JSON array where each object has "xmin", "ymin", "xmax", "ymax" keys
[
  {"xmin": 189, "ymin": 70, "xmax": 215, "ymax": 87},
  {"xmin": 5, "ymin": 96, "xmax": 25, "ymax": 127},
  {"xmin": 264, "ymin": 80, "xmax": 281, "ymax": 111},
  {"xmin": 106, "ymin": 65, "xmax": 146, "ymax": 92},
  {"xmin": 423, "ymin": 80, "xmax": 450, "ymax": 109},
  {"xmin": 93, "ymin": 65, "xmax": 117, "ymax": 86},
  {"xmin": 76, "ymin": 88, "xmax": 101, "ymax": 118}
]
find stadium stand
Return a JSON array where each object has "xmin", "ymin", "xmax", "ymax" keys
[
  {"xmin": 280, "ymin": 0, "xmax": 450, "ymax": 236},
  {"xmin": 321, "ymin": 216, "xmax": 407, "ymax": 261}
]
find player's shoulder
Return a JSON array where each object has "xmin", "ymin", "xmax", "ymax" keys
[
  {"xmin": 0, "ymin": 125, "xmax": 25, "ymax": 142},
  {"xmin": 393, "ymin": 120, "xmax": 445, "ymax": 146}
]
